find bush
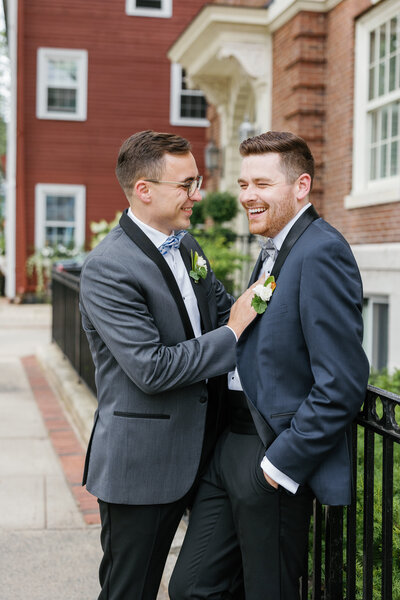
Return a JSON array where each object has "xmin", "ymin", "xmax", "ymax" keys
[{"xmin": 204, "ymin": 191, "xmax": 238, "ymax": 224}]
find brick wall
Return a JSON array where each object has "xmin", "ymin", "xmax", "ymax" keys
[{"xmin": 272, "ymin": 11, "xmax": 327, "ymax": 214}]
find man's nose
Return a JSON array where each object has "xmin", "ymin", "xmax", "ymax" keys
[
  {"xmin": 191, "ymin": 188, "xmax": 202, "ymax": 202},
  {"xmin": 240, "ymin": 187, "xmax": 256, "ymax": 204}
]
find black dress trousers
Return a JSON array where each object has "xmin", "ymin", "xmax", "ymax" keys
[{"xmin": 169, "ymin": 430, "xmax": 314, "ymax": 600}]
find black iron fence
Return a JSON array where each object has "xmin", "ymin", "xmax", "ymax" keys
[
  {"xmin": 52, "ymin": 267, "xmax": 400, "ymax": 599},
  {"xmin": 52, "ymin": 267, "xmax": 96, "ymax": 393}
]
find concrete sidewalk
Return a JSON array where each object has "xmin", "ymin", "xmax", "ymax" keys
[{"xmin": 0, "ymin": 299, "xmax": 182, "ymax": 599}]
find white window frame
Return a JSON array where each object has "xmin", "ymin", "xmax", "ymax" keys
[
  {"xmin": 36, "ymin": 48, "xmax": 88, "ymax": 121},
  {"xmin": 34, "ymin": 184, "xmax": 86, "ymax": 250},
  {"xmin": 125, "ymin": 0, "xmax": 172, "ymax": 18},
  {"xmin": 170, "ymin": 63, "xmax": 209, "ymax": 127},
  {"xmin": 345, "ymin": 0, "xmax": 400, "ymax": 209}
]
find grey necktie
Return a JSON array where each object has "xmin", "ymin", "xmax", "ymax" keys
[{"xmin": 259, "ymin": 238, "xmax": 278, "ymax": 263}]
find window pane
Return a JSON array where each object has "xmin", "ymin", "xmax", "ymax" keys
[
  {"xmin": 370, "ymin": 29, "xmax": 376, "ymax": 64},
  {"xmin": 45, "ymin": 226, "xmax": 75, "ymax": 247},
  {"xmin": 372, "ymin": 302, "xmax": 388, "ymax": 370},
  {"xmin": 136, "ymin": 0, "xmax": 162, "ymax": 7},
  {"xmin": 369, "ymin": 66, "xmax": 376, "ymax": 100},
  {"xmin": 370, "ymin": 146, "xmax": 377, "ymax": 180},
  {"xmin": 390, "ymin": 140, "xmax": 398, "ymax": 175},
  {"xmin": 380, "ymin": 142, "xmax": 388, "ymax": 177},
  {"xmin": 379, "ymin": 61, "xmax": 386, "ymax": 95},
  {"xmin": 381, "ymin": 106, "xmax": 388, "ymax": 139},
  {"xmin": 180, "ymin": 95, "xmax": 207, "ymax": 119},
  {"xmin": 390, "ymin": 17, "xmax": 397, "ymax": 53},
  {"xmin": 47, "ymin": 88, "xmax": 77, "ymax": 112},
  {"xmin": 371, "ymin": 111, "xmax": 378, "ymax": 143},
  {"xmin": 379, "ymin": 23, "xmax": 386, "ymax": 58},
  {"xmin": 46, "ymin": 195, "xmax": 75, "ymax": 221},
  {"xmin": 389, "ymin": 56, "xmax": 396, "ymax": 91},
  {"xmin": 47, "ymin": 59, "xmax": 77, "ymax": 85},
  {"xmin": 392, "ymin": 101, "xmax": 399, "ymax": 136}
]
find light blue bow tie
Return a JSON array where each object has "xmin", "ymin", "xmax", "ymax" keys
[
  {"xmin": 259, "ymin": 237, "xmax": 278, "ymax": 263},
  {"xmin": 158, "ymin": 230, "xmax": 186, "ymax": 256}
]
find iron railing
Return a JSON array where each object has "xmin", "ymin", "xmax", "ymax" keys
[
  {"xmin": 51, "ymin": 267, "xmax": 96, "ymax": 393},
  {"xmin": 52, "ymin": 267, "xmax": 400, "ymax": 599}
]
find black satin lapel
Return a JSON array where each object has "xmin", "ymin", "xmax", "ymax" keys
[
  {"xmin": 248, "ymin": 252, "xmax": 264, "ymax": 286},
  {"xmin": 119, "ymin": 210, "xmax": 195, "ymax": 340},
  {"xmin": 270, "ymin": 205, "xmax": 319, "ymax": 282},
  {"xmin": 179, "ymin": 239, "xmax": 213, "ymax": 333}
]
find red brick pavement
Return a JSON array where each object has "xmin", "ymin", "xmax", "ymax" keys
[{"xmin": 21, "ymin": 355, "xmax": 100, "ymax": 525}]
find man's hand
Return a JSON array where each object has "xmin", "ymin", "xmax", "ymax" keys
[
  {"xmin": 227, "ymin": 276, "xmax": 265, "ymax": 339},
  {"xmin": 263, "ymin": 471, "xmax": 278, "ymax": 489}
]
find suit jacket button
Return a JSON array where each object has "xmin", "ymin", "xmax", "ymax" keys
[{"xmin": 199, "ymin": 396, "xmax": 207, "ymax": 404}]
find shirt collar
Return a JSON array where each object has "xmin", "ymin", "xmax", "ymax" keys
[
  {"xmin": 127, "ymin": 207, "xmax": 171, "ymax": 248},
  {"xmin": 272, "ymin": 202, "xmax": 311, "ymax": 251}
]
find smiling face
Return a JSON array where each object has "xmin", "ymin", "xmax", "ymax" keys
[
  {"xmin": 133, "ymin": 152, "xmax": 201, "ymax": 235},
  {"xmin": 238, "ymin": 152, "xmax": 309, "ymax": 239}
]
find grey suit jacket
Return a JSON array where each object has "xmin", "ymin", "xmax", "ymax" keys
[{"xmin": 79, "ymin": 210, "xmax": 236, "ymax": 505}]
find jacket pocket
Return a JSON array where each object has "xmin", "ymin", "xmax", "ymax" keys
[{"xmin": 113, "ymin": 411, "xmax": 170, "ymax": 420}]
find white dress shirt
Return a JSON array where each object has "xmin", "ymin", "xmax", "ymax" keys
[
  {"xmin": 229, "ymin": 203, "xmax": 311, "ymax": 494},
  {"xmin": 128, "ymin": 208, "xmax": 202, "ymax": 338}
]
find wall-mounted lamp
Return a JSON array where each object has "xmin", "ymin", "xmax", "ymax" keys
[
  {"xmin": 204, "ymin": 140, "xmax": 221, "ymax": 172},
  {"xmin": 238, "ymin": 115, "xmax": 256, "ymax": 143}
]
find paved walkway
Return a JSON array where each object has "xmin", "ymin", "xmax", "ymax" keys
[{"xmin": 0, "ymin": 299, "xmax": 182, "ymax": 599}]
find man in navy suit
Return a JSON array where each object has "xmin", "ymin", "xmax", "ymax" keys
[{"xmin": 170, "ymin": 131, "xmax": 369, "ymax": 600}]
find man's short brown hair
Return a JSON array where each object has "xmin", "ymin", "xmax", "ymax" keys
[
  {"xmin": 239, "ymin": 131, "xmax": 315, "ymax": 189},
  {"xmin": 116, "ymin": 130, "xmax": 192, "ymax": 196}
]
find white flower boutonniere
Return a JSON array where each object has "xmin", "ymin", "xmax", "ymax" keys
[
  {"xmin": 190, "ymin": 250, "xmax": 208, "ymax": 283},
  {"xmin": 251, "ymin": 276, "xmax": 276, "ymax": 314}
]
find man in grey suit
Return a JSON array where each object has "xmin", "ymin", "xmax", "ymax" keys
[{"xmin": 79, "ymin": 130, "xmax": 257, "ymax": 600}]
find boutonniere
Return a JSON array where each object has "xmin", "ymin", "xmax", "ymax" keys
[
  {"xmin": 190, "ymin": 250, "xmax": 208, "ymax": 283},
  {"xmin": 251, "ymin": 276, "xmax": 276, "ymax": 314}
]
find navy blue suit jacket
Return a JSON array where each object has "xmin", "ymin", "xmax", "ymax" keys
[{"xmin": 237, "ymin": 214, "xmax": 369, "ymax": 505}]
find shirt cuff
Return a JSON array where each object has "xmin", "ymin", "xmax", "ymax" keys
[
  {"xmin": 224, "ymin": 325, "xmax": 238, "ymax": 343},
  {"xmin": 260, "ymin": 456, "xmax": 299, "ymax": 495}
]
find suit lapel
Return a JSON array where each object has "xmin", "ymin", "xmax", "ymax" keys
[
  {"xmin": 248, "ymin": 253, "xmax": 264, "ymax": 286},
  {"xmin": 179, "ymin": 238, "xmax": 213, "ymax": 333},
  {"xmin": 270, "ymin": 204, "xmax": 319, "ymax": 282},
  {"xmin": 119, "ymin": 210, "xmax": 195, "ymax": 340}
]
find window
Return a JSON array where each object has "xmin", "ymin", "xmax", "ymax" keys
[
  {"xmin": 170, "ymin": 63, "xmax": 208, "ymax": 127},
  {"xmin": 35, "ymin": 184, "xmax": 86, "ymax": 250},
  {"xmin": 36, "ymin": 48, "xmax": 88, "ymax": 121},
  {"xmin": 346, "ymin": 0, "xmax": 400, "ymax": 208},
  {"xmin": 363, "ymin": 296, "xmax": 389, "ymax": 371},
  {"xmin": 126, "ymin": 0, "xmax": 172, "ymax": 18}
]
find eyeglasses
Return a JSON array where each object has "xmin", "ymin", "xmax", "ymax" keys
[{"xmin": 143, "ymin": 175, "xmax": 203, "ymax": 198}]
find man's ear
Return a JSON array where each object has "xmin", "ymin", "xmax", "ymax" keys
[
  {"xmin": 134, "ymin": 179, "xmax": 151, "ymax": 204},
  {"xmin": 297, "ymin": 173, "xmax": 311, "ymax": 201}
]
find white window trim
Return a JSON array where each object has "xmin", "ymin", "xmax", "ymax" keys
[
  {"xmin": 170, "ymin": 63, "xmax": 209, "ymax": 127},
  {"xmin": 125, "ymin": 0, "xmax": 172, "ymax": 18},
  {"xmin": 34, "ymin": 184, "xmax": 86, "ymax": 250},
  {"xmin": 345, "ymin": 0, "xmax": 400, "ymax": 209},
  {"xmin": 36, "ymin": 48, "xmax": 88, "ymax": 121}
]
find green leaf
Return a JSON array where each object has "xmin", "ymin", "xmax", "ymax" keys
[
  {"xmin": 251, "ymin": 296, "xmax": 267, "ymax": 314},
  {"xmin": 198, "ymin": 266, "xmax": 207, "ymax": 279},
  {"xmin": 190, "ymin": 270, "xmax": 200, "ymax": 281}
]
